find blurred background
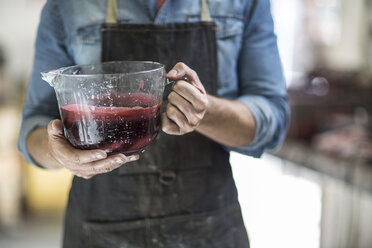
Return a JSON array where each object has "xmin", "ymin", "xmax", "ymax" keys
[{"xmin": 0, "ymin": 0, "xmax": 371, "ymax": 247}]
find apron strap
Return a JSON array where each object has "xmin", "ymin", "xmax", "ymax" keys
[
  {"xmin": 200, "ymin": 0, "xmax": 212, "ymax": 22},
  {"xmin": 106, "ymin": 0, "xmax": 118, "ymax": 24},
  {"xmin": 105, "ymin": 0, "xmax": 211, "ymax": 23}
]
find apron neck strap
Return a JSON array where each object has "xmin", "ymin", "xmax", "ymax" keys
[
  {"xmin": 105, "ymin": 0, "xmax": 212, "ymax": 24},
  {"xmin": 106, "ymin": 0, "xmax": 118, "ymax": 24},
  {"xmin": 200, "ymin": 0, "xmax": 212, "ymax": 22}
]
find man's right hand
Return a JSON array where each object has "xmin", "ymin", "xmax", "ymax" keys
[{"xmin": 27, "ymin": 119, "xmax": 139, "ymax": 179}]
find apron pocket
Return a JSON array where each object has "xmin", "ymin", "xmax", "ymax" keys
[
  {"xmin": 82, "ymin": 218, "xmax": 147, "ymax": 248},
  {"xmin": 82, "ymin": 204, "xmax": 248, "ymax": 248}
]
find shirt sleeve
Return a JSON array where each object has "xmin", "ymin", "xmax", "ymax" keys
[
  {"xmin": 17, "ymin": 0, "xmax": 74, "ymax": 166},
  {"xmin": 227, "ymin": 0, "xmax": 290, "ymax": 157}
]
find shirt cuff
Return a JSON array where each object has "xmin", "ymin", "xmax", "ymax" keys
[
  {"xmin": 17, "ymin": 115, "xmax": 56, "ymax": 167},
  {"xmin": 224, "ymin": 95, "xmax": 276, "ymax": 158}
]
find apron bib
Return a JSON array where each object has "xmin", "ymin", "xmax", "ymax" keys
[{"xmin": 62, "ymin": 1, "xmax": 249, "ymax": 247}]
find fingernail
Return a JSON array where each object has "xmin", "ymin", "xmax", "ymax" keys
[
  {"xmin": 96, "ymin": 153, "xmax": 105, "ymax": 159},
  {"xmin": 129, "ymin": 154, "xmax": 139, "ymax": 161},
  {"xmin": 52, "ymin": 120, "xmax": 60, "ymax": 130},
  {"xmin": 167, "ymin": 69, "xmax": 177, "ymax": 77},
  {"xmin": 162, "ymin": 125, "xmax": 168, "ymax": 133}
]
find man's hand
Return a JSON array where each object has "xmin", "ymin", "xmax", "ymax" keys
[
  {"xmin": 162, "ymin": 62, "xmax": 209, "ymax": 135},
  {"xmin": 42, "ymin": 120, "xmax": 139, "ymax": 179}
]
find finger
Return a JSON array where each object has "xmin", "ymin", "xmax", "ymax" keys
[
  {"xmin": 52, "ymin": 138, "xmax": 107, "ymax": 165},
  {"xmin": 47, "ymin": 119, "xmax": 64, "ymax": 138},
  {"xmin": 75, "ymin": 174, "xmax": 93, "ymax": 180},
  {"xmin": 77, "ymin": 154, "xmax": 138, "ymax": 177},
  {"xmin": 167, "ymin": 62, "xmax": 205, "ymax": 93},
  {"xmin": 87, "ymin": 153, "xmax": 139, "ymax": 175},
  {"xmin": 47, "ymin": 120, "xmax": 107, "ymax": 165},
  {"xmin": 172, "ymin": 81, "xmax": 208, "ymax": 112},
  {"xmin": 166, "ymin": 104, "xmax": 193, "ymax": 133},
  {"xmin": 168, "ymin": 91, "xmax": 200, "ymax": 127},
  {"xmin": 161, "ymin": 113, "xmax": 181, "ymax": 135}
]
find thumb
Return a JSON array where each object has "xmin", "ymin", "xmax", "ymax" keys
[{"xmin": 47, "ymin": 119, "xmax": 64, "ymax": 137}]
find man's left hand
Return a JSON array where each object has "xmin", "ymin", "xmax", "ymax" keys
[{"xmin": 162, "ymin": 62, "xmax": 208, "ymax": 135}]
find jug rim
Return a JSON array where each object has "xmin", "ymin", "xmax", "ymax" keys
[{"xmin": 46, "ymin": 61, "xmax": 165, "ymax": 78}]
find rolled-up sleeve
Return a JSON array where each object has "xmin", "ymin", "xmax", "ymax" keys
[
  {"xmin": 17, "ymin": 0, "xmax": 74, "ymax": 166},
  {"xmin": 228, "ymin": 0, "xmax": 290, "ymax": 157}
]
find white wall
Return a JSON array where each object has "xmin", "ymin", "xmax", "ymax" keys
[
  {"xmin": 0, "ymin": 0, "xmax": 46, "ymax": 85},
  {"xmin": 324, "ymin": 0, "xmax": 368, "ymax": 71}
]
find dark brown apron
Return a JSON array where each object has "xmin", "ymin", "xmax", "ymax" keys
[{"xmin": 62, "ymin": 0, "xmax": 249, "ymax": 247}]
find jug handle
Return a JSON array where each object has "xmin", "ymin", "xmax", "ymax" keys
[
  {"xmin": 166, "ymin": 76, "xmax": 188, "ymax": 86},
  {"xmin": 166, "ymin": 76, "xmax": 204, "ymax": 94}
]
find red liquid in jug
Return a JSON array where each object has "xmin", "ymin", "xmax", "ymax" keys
[{"xmin": 60, "ymin": 93, "xmax": 161, "ymax": 154}]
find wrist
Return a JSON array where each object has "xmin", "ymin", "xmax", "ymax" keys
[{"xmin": 198, "ymin": 94, "xmax": 216, "ymax": 129}]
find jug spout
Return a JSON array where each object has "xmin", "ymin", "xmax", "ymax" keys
[{"xmin": 41, "ymin": 69, "xmax": 59, "ymax": 87}]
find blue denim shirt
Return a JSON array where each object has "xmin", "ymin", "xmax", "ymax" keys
[{"xmin": 18, "ymin": 0, "xmax": 289, "ymax": 165}]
